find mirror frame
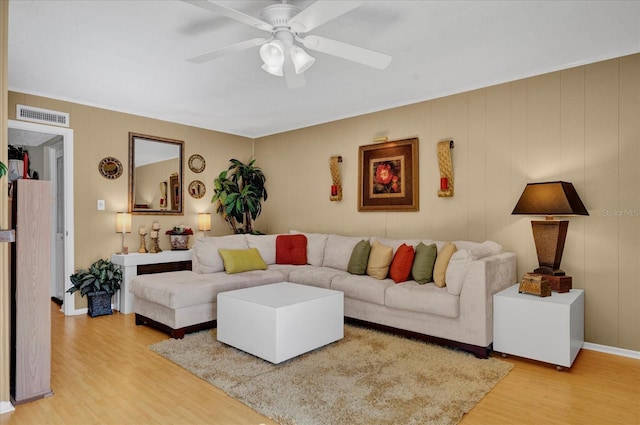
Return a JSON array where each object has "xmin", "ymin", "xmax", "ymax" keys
[{"xmin": 128, "ymin": 132, "xmax": 184, "ymax": 215}]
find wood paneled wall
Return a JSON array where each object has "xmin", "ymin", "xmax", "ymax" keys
[{"xmin": 255, "ymin": 54, "xmax": 640, "ymax": 351}]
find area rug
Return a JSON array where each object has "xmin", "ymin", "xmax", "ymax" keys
[{"xmin": 149, "ymin": 325, "xmax": 512, "ymax": 425}]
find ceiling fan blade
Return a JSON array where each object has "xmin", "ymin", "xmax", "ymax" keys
[
  {"xmin": 288, "ymin": 1, "xmax": 364, "ymax": 33},
  {"xmin": 302, "ymin": 35, "xmax": 392, "ymax": 70},
  {"xmin": 283, "ymin": 55, "xmax": 306, "ymax": 89},
  {"xmin": 182, "ymin": 0, "xmax": 273, "ymax": 31},
  {"xmin": 187, "ymin": 38, "xmax": 268, "ymax": 64}
]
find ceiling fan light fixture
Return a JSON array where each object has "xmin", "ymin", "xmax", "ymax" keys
[
  {"xmin": 290, "ymin": 45, "xmax": 315, "ymax": 74},
  {"xmin": 261, "ymin": 63, "xmax": 284, "ymax": 77},
  {"xmin": 259, "ymin": 40, "xmax": 285, "ymax": 67}
]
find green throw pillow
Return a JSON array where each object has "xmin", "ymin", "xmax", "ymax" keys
[
  {"xmin": 347, "ymin": 240, "xmax": 371, "ymax": 275},
  {"xmin": 411, "ymin": 242, "xmax": 437, "ymax": 284},
  {"xmin": 218, "ymin": 248, "xmax": 267, "ymax": 274}
]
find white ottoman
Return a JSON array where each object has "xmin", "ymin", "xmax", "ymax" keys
[{"xmin": 217, "ymin": 282, "xmax": 344, "ymax": 364}]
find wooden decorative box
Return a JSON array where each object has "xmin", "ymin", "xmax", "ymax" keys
[{"xmin": 518, "ymin": 273, "xmax": 551, "ymax": 297}]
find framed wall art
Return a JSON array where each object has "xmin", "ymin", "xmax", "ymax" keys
[{"xmin": 358, "ymin": 137, "xmax": 419, "ymax": 212}]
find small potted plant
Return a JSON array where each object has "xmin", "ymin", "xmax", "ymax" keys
[
  {"xmin": 165, "ymin": 225, "xmax": 194, "ymax": 250},
  {"xmin": 67, "ymin": 258, "xmax": 122, "ymax": 317}
]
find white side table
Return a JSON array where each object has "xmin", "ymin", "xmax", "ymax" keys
[
  {"xmin": 493, "ymin": 283, "xmax": 584, "ymax": 369},
  {"xmin": 111, "ymin": 250, "xmax": 192, "ymax": 314}
]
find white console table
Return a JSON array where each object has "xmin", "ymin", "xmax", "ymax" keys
[
  {"xmin": 493, "ymin": 283, "xmax": 584, "ymax": 369},
  {"xmin": 111, "ymin": 250, "xmax": 193, "ymax": 314}
]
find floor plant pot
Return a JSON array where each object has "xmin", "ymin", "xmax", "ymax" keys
[
  {"xmin": 169, "ymin": 235, "xmax": 189, "ymax": 250},
  {"xmin": 87, "ymin": 291, "xmax": 113, "ymax": 317}
]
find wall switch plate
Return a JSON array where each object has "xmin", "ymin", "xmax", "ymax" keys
[{"xmin": 97, "ymin": 200, "xmax": 105, "ymax": 211}]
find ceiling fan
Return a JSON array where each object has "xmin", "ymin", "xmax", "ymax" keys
[{"xmin": 183, "ymin": 0, "xmax": 392, "ymax": 88}]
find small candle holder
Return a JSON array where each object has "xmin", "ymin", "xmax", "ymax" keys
[
  {"xmin": 149, "ymin": 234, "xmax": 162, "ymax": 253},
  {"xmin": 138, "ymin": 233, "xmax": 148, "ymax": 253}
]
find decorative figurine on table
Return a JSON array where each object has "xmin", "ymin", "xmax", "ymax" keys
[{"xmin": 138, "ymin": 227, "xmax": 148, "ymax": 253}]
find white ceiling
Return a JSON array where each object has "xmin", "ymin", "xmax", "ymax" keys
[{"xmin": 8, "ymin": 0, "xmax": 640, "ymax": 139}]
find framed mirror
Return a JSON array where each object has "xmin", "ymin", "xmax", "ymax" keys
[{"xmin": 128, "ymin": 132, "xmax": 184, "ymax": 215}]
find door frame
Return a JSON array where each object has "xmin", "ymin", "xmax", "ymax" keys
[{"xmin": 8, "ymin": 119, "xmax": 75, "ymax": 315}]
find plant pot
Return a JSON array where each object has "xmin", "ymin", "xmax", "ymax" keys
[
  {"xmin": 169, "ymin": 235, "xmax": 189, "ymax": 250},
  {"xmin": 87, "ymin": 291, "xmax": 113, "ymax": 317}
]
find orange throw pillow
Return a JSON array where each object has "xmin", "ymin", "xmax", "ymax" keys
[{"xmin": 389, "ymin": 243, "xmax": 415, "ymax": 283}]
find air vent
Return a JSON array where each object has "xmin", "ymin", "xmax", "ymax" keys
[{"xmin": 16, "ymin": 104, "xmax": 69, "ymax": 127}]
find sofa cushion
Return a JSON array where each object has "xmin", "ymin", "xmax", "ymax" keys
[
  {"xmin": 129, "ymin": 270, "xmax": 283, "ymax": 309},
  {"xmin": 433, "ymin": 242, "xmax": 457, "ymax": 287},
  {"xmin": 347, "ymin": 240, "xmax": 371, "ymax": 275},
  {"xmin": 288, "ymin": 266, "xmax": 349, "ymax": 289},
  {"xmin": 385, "ymin": 282, "xmax": 460, "ymax": 318},
  {"xmin": 389, "ymin": 243, "xmax": 415, "ymax": 283},
  {"xmin": 412, "ymin": 242, "xmax": 437, "ymax": 284},
  {"xmin": 276, "ymin": 234, "xmax": 307, "ymax": 265},
  {"xmin": 290, "ymin": 230, "xmax": 329, "ymax": 267},
  {"xmin": 454, "ymin": 240, "xmax": 502, "ymax": 259},
  {"xmin": 445, "ymin": 249, "xmax": 475, "ymax": 295},
  {"xmin": 192, "ymin": 235, "xmax": 248, "ymax": 274},
  {"xmin": 322, "ymin": 234, "xmax": 368, "ymax": 271},
  {"xmin": 366, "ymin": 240, "xmax": 393, "ymax": 279},
  {"xmin": 374, "ymin": 237, "xmax": 434, "ymax": 253},
  {"xmin": 218, "ymin": 248, "xmax": 267, "ymax": 274},
  {"xmin": 331, "ymin": 274, "xmax": 394, "ymax": 306},
  {"xmin": 246, "ymin": 234, "xmax": 278, "ymax": 264}
]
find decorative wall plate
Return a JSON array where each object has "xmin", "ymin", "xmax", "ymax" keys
[
  {"xmin": 188, "ymin": 154, "xmax": 206, "ymax": 173},
  {"xmin": 188, "ymin": 180, "xmax": 206, "ymax": 199},
  {"xmin": 99, "ymin": 157, "xmax": 123, "ymax": 179}
]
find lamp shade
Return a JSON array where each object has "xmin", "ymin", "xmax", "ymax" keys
[
  {"xmin": 290, "ymin": 46, "xmax": 315, "ymax": 74},
  {"xmin": 116, "ymin": 212, "xmax": 132, "ymax": 233},
  {"xmin": 261, "ymin": 63, "xmax": 284, "ymax": 76},
  {"xmin": 259, "ymin": 40, "xmax": 285, "ymax": 67},
  {"xmin": 198, "ymin": 213, "xmax": 211, "ymax": 232},
  {"xmin": 512, "ymin": 181, "xmax": 589, "ymax": 216}
]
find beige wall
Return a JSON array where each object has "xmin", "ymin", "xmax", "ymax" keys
[
  {"xmin": 7, "ymin": 92, "xmax": 254, "ymax": 308},
  {"xmin": 255, "ymin": 54, "xmax": 640, "ymax": 352}
]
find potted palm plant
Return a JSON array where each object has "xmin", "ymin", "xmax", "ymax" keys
[
  {"xmin": 0, "ymin": 161, "xmax": 6, "ymax": 178},
  {"xmin": 68, "ymin": 258, "xmax": 122, "ymax": 317},
  {"xmin": 212, "ymin": 159, "xmax": 267, "ymax": 234}
]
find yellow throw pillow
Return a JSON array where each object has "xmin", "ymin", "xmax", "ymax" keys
[
  {"xmin": 218, "ymin": 248, "xmax": 267, "ymax": 274},
  {"xmin": 433, "ymin": 242, "xmax": 457, "ymax": 287},
  {"xmin": 366, "ymin": 240, "xmax": 394, "ymax": 280}
]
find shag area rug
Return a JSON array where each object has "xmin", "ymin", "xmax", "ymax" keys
[{"xmin": 150, "ymin": 325, "xmax": 512, "ymax": 425}]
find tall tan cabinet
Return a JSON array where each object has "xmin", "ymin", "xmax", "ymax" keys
[{"xmin": 10, "ymin": 179, "xmax": 53, "ymax": 403}]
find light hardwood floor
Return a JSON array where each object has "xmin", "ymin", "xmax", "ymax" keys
[{"xmin": 2, "ymin": 302, "xmax": 639, "ymax": 425}]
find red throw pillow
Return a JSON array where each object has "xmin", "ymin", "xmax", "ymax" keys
[
  {"xmin": 389, "ymin": 243, "xmax": 415, "ymax": 283},
  {"xmin": 276, "ymin": 234, "xmax": 308, "ymax": 265}
]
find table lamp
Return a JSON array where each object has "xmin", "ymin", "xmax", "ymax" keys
[
  {"xmin": 512, "ymin": 181, "xmax": 588, "ymax": 276},
  {"xmin": 116, "ymin": 212, "xmax": 132, "ymax": 254},
  {"xmin": 198, "ymin": 213, "xmax": 211, "ymax": 233}
]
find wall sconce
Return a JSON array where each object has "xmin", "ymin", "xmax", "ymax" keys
[
  {"xmin": 115, "ymin": 212, "xmax": 132, "ymax": 254},
  {"xmin": 330, "ymin": 156, "xmax": 343, "ymax": 202},
  {"xmin": 512, "ymin": 181, "xmax": 588, "ymax": 285},
  {"xmin": 437, "ymin": 140, "xmax": 454, "ymax": 197},
  {"xmin": 198, "ymin": 213, "xmax": 211, "ymax": 233}
]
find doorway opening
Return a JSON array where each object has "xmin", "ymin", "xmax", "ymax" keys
[{"xmin": 8, "ymin": 119, "xmax": 75, "ymax": 315}]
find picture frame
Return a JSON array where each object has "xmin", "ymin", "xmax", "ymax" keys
[{"xmin": 358, "ymin": 137, "xmax": 419, "ymax": 212}]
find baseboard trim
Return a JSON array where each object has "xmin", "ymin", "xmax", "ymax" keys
[
  {"xmin": 0, "ymin": 400, "xmax": 16, "ymax": 415},
  {"xmin": 583, "ymin": 342, "xmax": 640, "ymax": 360}
]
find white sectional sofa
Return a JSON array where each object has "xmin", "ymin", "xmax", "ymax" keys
[{"xmin": 130, "ymin": 232, "xmax": 516, "ymax": 358}]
